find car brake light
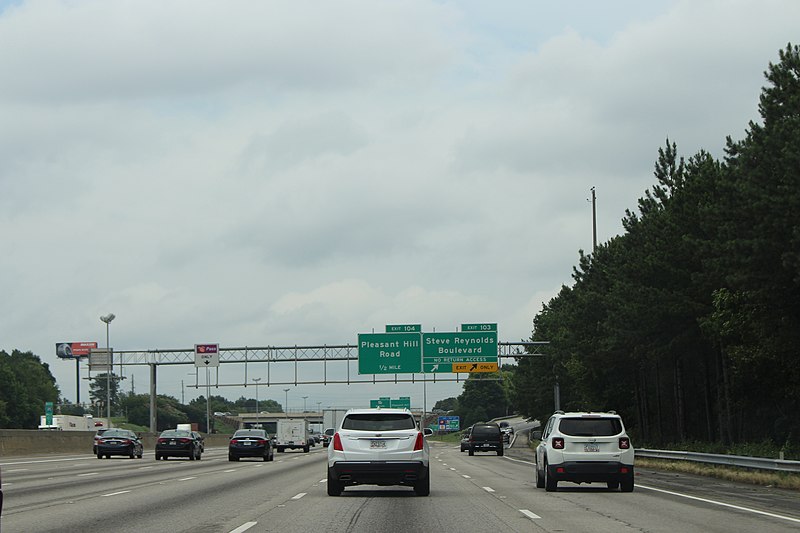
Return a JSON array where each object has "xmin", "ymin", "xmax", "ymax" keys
[
  {"xmin": 157, "ymin": 438, "xmax": 167, "ymax": 444},
  {"xmin": 552, "ymin": 437, "xmax": 564, "ymax": 449},
  {"xmin": 179, "ymin": 438, "xmax": 190, "ymax": 443},
  {"xmin": 619, "ymin": 437, "xmax": 630, "ymax": 449},
  {"xmin": 333, "ymin": 432, "xmax": 343, "ymax": 451},
  {"xmin": 230, "ymin": 439, "xmax": 238, "ymax": 444},
  {"xmin": 413, "ymin": 432, "xmax": 424, "ymax": 451}
]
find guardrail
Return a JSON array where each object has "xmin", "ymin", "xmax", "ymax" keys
[{"xmin": 635, "ymin": 448, "xmax": 800, "ymax": 473}]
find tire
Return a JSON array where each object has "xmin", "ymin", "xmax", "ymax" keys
[
  {"xmin": 327, "ymin": 469, "xmax": 343, "ymax": 496},
  {"xmin": 137, "ymin": 451, "xmax": 143, "ymax": 459},
  {"xmin": 97, "ymin": 453, "xmax": 103, "ymax": 459},
  {"xmin": 189, "ymin": 451, "xmax": 195, "ymax": 461},
  {"xmin": 607, "ymin": 481, "xmax": 620, "ymax": 490},
  {"xmin": 196, "ymin": 451, "xmax": 202, "ymax": 461},
  {"xmin": 535, "ymin": 460, "xmax": 545, "ymax": 488},
  {"xmin": 129, "ymin": 447, "xmax": 135, "ymax": 459},
  {"xmin": 268, "ymin": 451, "xmax": 274, "ymax": 462},
  {"xmin": 106, "ymin": 455, "xmax": 111, "ymax": 459},
  {"xmin": 497, "ymin": 448, "xmax": 504, "ymax": 457},
  {"xmin": 155, "ymin": 454, "xmax": 161, "ymax": 461},
  {"xmin": 544, "ymin": 461, "xmax": 557, "ymax": 492},
  {"xmin": 620, "ymin": 476, "xmax": 634, "ymax": 492},
  {"xmin": 304, "ymin": 446, "xmax": 310, "ymax": 453},
  {"xmin": 277, "ymin": 447, "xmax": 284, "ymax": 453},
  {"xmin": 414, "ymin": 473, "xmax": 430, "ymax": 496},
  {"xmin": 263, "ymin": 453, "xmax": 269, "ymax": 462},
  {"xmin": 468, "ymin": 448, "xmax": 474, "ymax": 456}
]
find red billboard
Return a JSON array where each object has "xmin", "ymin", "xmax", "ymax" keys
[{"xmin": 56, "ymin": 342, "xmax": 98, "ymax": 359}]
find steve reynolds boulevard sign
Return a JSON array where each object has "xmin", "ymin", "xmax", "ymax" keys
[{"xmin": 357, "ymin": 324, "xmax": 498, "ymax": 375}]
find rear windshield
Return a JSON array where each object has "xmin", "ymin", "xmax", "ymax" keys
[
  {"xmin": 234, "ymin": 430, "xmax": 265, "ymax": 438},
  {"xmin": 471, "ymin": 425, "xmax": 500, "ymax": 436},
  {"xmin": 342, "ymin": 413, "xmax": 416, "ymax": 431},
  {"xmin": 558, "ymin": 417, "xmax": 622, "ymax": 436},
  {"xmin": 160, "ymin": 430, "xmax": 191, "ymax": 438},
  {"xmin": 102, "ymin": 429, "xmax": 132, "ymax": 438}
]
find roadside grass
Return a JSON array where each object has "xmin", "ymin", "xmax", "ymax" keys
[{"xmin": 634, "ymin": 458, "xmax": 800, "ymax": 491}]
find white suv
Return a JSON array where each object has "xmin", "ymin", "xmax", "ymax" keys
[
  {"xmin": 327, "ymin": 408, "xmax": 430, "ymax": 496},
  {"xmin": 533, "ymin": 411, "xmax": 634, "ymax": 492}
]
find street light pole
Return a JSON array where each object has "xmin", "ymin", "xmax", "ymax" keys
[
  {"xmin": 283, "ymin": 388, "xmax": 290, "ymax": 418},
  {"xmin": 253, "ymin": 377, "xmax": 262, "ymax": 427},
  {"xmin": 100, "ymin": 313, "xmax": 115, "ymax": 428},
  {"xmin": 302, "ymin": 395, "xmax": 308, "ymax": 412}
]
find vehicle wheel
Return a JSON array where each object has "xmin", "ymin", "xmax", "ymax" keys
[
  {"xmin": 327, "ymin": 469, "xmax": 343, "ymax": 496},
  {"xmin": 468, "ymin": 448, "xmax": 474, "ymax": 456},
  {"xmin": 155, "ymin": 454, "xmax": 161, "ymax": 461},
  {"xmin": 137, "ymin": 451, "xmax": 143, "ymax": 459},
  {"xmin": 196, "ymin": 451, "xmax": 202, "ymax": 461},
  {"xmin": 106, "ymin": 455, "xmax": 111, "ymax": 459},
  {"xmin": 277, "ymin": 447, "xmax": 284, "ymax": 453},
  {"xmin": 267, "ymin": 451, "xmax": 274, "ymax": 462},
  {"xmin": 497, "ymin": 448, "xmax": 504, "ymax": 456},
  {"xmin": 535, "ymin": 460, "xmax": 545, "ymax": 488},
  {"xmin": 414, "ymin": 473, "xmax": 430, "ymax": 496},
  {"xmin": 189, "ymin": 451, "xmax": 195, "ymax": 461},
  {"xmin": 620, "ymin": 476, "xmax": 634, "ymax": 492},
  {"xmin": 97, "ymin": 453, "xmax": 103, "ymax": 459},
  {"xmin": 544, "ymin": 461, "xmax": 557, "ymax": 492},
  {"xmin": 304, "ymin": 446, "xmax": 310, "ymax": 453},
  {"xmin": 129, "ymin": 448, "xmax": 135, "ymax": 459},
  {"xmin": 263, "ymin": 453, "xmax": 269, "ymax": 462},
  {"xmin": 607, "ymin": 481, "xmax": 620, "ymax": 490}
]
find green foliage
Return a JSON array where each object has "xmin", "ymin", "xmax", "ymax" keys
[
  {"xmin": 513, "ymin": 44, "xmax": 800, "ymax": 449},
  {"xmin": 454, "ymin": 375, "xmax": 507, "ymax": 427},
  {"xmin": 432, "ymin": 397, "xmax": 458, "ymax": 412},
  {"xmin": 0, "ymin": 349, "xmax": 60, "ymax": 428}
]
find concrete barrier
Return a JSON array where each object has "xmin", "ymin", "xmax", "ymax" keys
[{"xmin": 0, "ymin": 429, "xmax": 233, "ymax": 458}]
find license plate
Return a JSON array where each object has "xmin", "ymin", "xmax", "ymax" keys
[
  {"xmin": 584, "ymin": 443, "xmax": 599, "ymax": 452},
  {"xmin": 244, "ymin": 441, "xmax": 251, "ymax": 446},
  {"xmin": 370, "ymin": 440, "xmax": 386, "ymax": 449},
  {"xmin": 169, "ymin": 440, "xmax": 176, "ymax": 445}
]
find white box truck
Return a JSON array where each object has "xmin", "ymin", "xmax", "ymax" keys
[
  {"xmin": 276, "ymin": 418, "xmax": 311, "ymax": 453},
  {"xmin": 38, "ymin": 414, "xmax": 96, "ymax": 431}
]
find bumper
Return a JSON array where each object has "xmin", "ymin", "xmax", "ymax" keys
[
  {"xmin": 156, "ymin": 447, "xmax": 193, "ymax": 457},
  {"xmin": 470, "ymin": 442, "xmax": 502, "ymax": 452},
  {"xmin": 97, "ymin": 445, "xmax": 134, "ymax": 456},
  {"xmin": 230, "ymin": 446, "xmax": 268, "ymax": 457},
  {"xmin": 329, "ymin": 461, "xmax": 428, "ymax": 487},
  {"xmin": 547, "ymin": 461, "xmax": 634, "ymax": 483}
]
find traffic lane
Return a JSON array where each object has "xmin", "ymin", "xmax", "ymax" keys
[
  {"xmin": 3, "ymin": 446, "xmax": 328, "ymax": 533},
  {"xmin": 437, "ymin": 443, "xmax": 800, "ymax": 532}
]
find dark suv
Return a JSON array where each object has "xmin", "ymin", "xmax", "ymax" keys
[{"xmin": 467, "ymin": 423, "xmax": 503, "ymax": 456}]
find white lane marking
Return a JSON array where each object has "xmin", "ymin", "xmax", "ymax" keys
[
  {"xmin": 503, "ymin": 456, "xmax": 535, "ymax": 466},
  {"xmin": 520, "ymin": 509, "xmax": 541, "ymax": 520},
  {"xmin": 638, "ymin": 484, "xmax": 800, "ymax": 524},
  {"xmin": 462, "ymin": 475, "xmax": 471, "ymax": 479},
  {"xmin": 225, "ymin": 469, "xmax": 237, "ymax": 473},
  {"xmin": 229, "ymin": 522, "xmax": 258, "ymax": 533},
  {"xmin": 178, "ymin": 477, "xmax": 197, "ymax": 481},
  {"xmin": 138, "ymin": 466, "xmax": 153, "ymax": 470},
  {"xmin": 319, "ymin": 479, "xmax": 327, "ymax": 483},
  {"xmin": 102, "ymin": 490, "xmax": 131, "ymax": 497},
  {"xmin": 483, "ymin": 486, "xmax": 495, "ymax": 493},
  {"xmin": 450, "ymin": 467, "xmax": 456, "ymax": 471},
  {"xmin": 0, "ymin": 457, "xmax": 91, "ymax": 466},
  {"xmin": 77, "ymin": 472, "xmax": 99, "ymax": 477},
  {"xmin": 5, "ymin": 468, "xmax": 29, "ymax": 472},
  {"xmin": 291, "ymin": 493, "xmax": 307, "ymax": 500}
]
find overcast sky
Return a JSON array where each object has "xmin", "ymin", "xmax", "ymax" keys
[{"xmin": 1, "ymin": 0, "xmax": 797, "ymax": 414}]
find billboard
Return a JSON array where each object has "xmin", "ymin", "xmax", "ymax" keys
[{"xmin": 56, "ymin": 342, "xmax": 98, "ymax": 359}]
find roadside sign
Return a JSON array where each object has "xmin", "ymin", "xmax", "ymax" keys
[
  {"xmin": 461, "ymin": 323, "xmax": 497, "ymax": 332},
  {"xmin": 453, "ymin": 362, "xmax": 499, "ymax": 373},
  {"xmin": 422, "ymin": 331, "xmax": 497, "ymax": 372},
  {"xmin": 89, "ymin": 348, "xmax": 113, "ymax": 371},
  {"xmin": 195, "ymin": 344, "xmax": 220, "ymax": 367},
  {"xmin": 56, "ymin": 342, "xmax": 98, "ymax": 359},
  {"xmin": 390, "ymin": 397, "xmax": 411, "ymax": 409},
  {"xmin": 386, "ymin": 324, "xmax": 421, "ymax": 333},
  {"xmin": 45, "ymin": 401, "xmax": 54, "ymax": 426},
  {"xmin": 438, "ymin": 415, "xmax": 460, "ymax": 431},
  {"xmin": 358, "ymin": 333, "xmax": 422, "ymax": 374}
]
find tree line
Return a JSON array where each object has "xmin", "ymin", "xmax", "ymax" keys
[{"xmin": 512, "ymin": 44, "xmax": 800, "ymax": 452}]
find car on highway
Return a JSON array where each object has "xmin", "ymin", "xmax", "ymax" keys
[
  {"xmin": 327, "ymin": 408, "xmax": 430, "ymax": 496},
  {"xmin": 533, "ymin": 411, "xmax": 634, "ymax": 492},
  {"xmin": 92, "ymin": 427, "xmax": 109, "ymax": 454},
  {"xmin": 466, "ymin": 423, "xmax": 503, "ymax": 456},
  {"xmin": 322, "ymin": 427, "xmax": 335, "ymax": 447},
  {"xmin": 228, "ymin": 428, "xmax": 275, "ymax": 462},
  {"xmin": 155, "ymin": 429, "xmax": 202, "ymax": 461},
  {"xmin": 96, "ymin": 428, "xmax": 144, "ymax": 459},
  {"xmin": 460, "ymin": 427, "xmax": 472, "ymax": 452}
]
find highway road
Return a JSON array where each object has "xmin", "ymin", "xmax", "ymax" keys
[{"xmin": 2, "ymin": 440, "xmax": 799, "ymax": 532}]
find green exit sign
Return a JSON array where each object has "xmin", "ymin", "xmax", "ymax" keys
[
  {"xmin": 461, "ymin": 323, "xmax": 497, "ymax": 332},
  {"xmin": 386, "ymin": 324, "xmax": 422, "ymax": 333}
]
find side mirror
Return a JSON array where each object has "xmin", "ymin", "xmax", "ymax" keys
[
  {"xmin": 423, "ymin": 428, "xmax": 434, "ymax": 437},
  {"xmin": 531, "ymin": 430, "xmax": 542, "ymax": 441}
]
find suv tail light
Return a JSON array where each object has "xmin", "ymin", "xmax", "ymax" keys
[
  {"xmin": 619, "ymin": 437, "xmax": 630, "ymax": 449},
  {"xmin": 552, "ymin": 437, "xmax": 565, "ymax": 449},
  {"xmin": 333, "ymin": 432, "xmax": 343, "ymax": 451},
  {"xmin": 413, "ymin": 432, "xmax": 424, "ymax": 451}
]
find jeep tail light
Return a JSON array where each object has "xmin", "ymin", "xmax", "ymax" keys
[
  {"xmin": 619, "ymin": 437, "xmax": 630, "ymax": 449},
  {"xmin": 413, "ymin": 432, "xmax": 424, "ymax": 451},
  {"xmin": 333, "ymin": 432, "xmax": 343, "ymax": 451},
  {"xmin": 552, "ymin": 437, "xmax": 564, "ymax": 449}
]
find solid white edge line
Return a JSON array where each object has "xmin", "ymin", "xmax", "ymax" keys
[
  {"xmin": 520, "ymin": 509, "xmax": 541, "ymax": 520},
  {"xmin": 228, "ymin": 522, "xmax": 258, "ymax": 533},
  {"xmin": 291, "ymin": 493, "xmax": 307, "ymax": 500},
  {"xmin": 638, "ymin": 484, "xmax": 800, "ymax": 524},
  {"xmin": 102, "ymin": 490, "xmax": 131, "ymax": 497}
]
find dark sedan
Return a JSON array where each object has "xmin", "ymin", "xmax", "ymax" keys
[
  {"xmin": 96, "ymin": 429, "xmax": 143, "ymax": 459},
  {"xmin": 228, "ymin": 429, "xmax": 274, "ymax": 462},
  {"xmin": 155, "ymin": 429, "xmax": 202, "ymax": 461}
]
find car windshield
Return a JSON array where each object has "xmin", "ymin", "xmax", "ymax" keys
[
  {"xmin": 559, "ymin": 417, "xmax": 622, "ymax": 436},
  {"xmin": 233, "ymin": 430, "xmax": 265, "ymax": 438},
  {"xmin": 341, "ymin": 413, "xmax": 415, "ymax": 431},
  {"xmin": 324, "ymin": 428, "xmax": 335, "ymax": 436},
  {"xmin": 160, "ymin": 430, "xmax": 191, "ymax": 438},
  {"xmin": 102, "ymin": 429, "xmax": 132, "ymax": 438}
]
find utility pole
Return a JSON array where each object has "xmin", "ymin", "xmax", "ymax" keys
[{"xmin": 590, "ymin": 186, "xmax": 597, "ymax": 252}]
